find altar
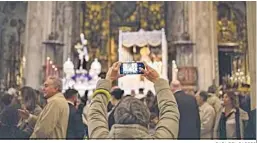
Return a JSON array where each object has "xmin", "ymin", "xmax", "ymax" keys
[{"xmin": 118, "ymin": 29, "xmax": 168, "ymax": 94}]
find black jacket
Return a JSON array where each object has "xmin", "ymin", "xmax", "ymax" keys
[
  {"xmin": 245, "ymin": 108, "xmax": 256, "ymax": 139},
  {"xmin": 66, "ymin": 103, "xmax": 85, "ymax": 139},
  {"xmin": 174, "ymin": 90, "xmax": 201, "ymax": 139}
]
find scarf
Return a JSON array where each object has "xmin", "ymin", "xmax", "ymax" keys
[{"xmin": 218, "ymin": 108, "xmax": 241, "ymax": 139}]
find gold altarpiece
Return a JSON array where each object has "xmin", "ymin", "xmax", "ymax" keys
[
  {"xmin": 80, "ymin": 2, "xmax": 165, "ymax": 72},
  {"xmin": 216, "ymin": 2, "xmax": 250, "ymax": 87}
]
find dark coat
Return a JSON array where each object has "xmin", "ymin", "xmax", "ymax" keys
[
  {"xmin": 66, "ymin": 103, "xmax": 85, "ymax": 139},
  {"xmin": 0, "ymin": 106, "xmax": 29, "ymax": 139},
  {"xmin": 0, "ymin": 126, "xmax": 29, "ymax": 139},
  {"xmin": 174, "ymin": 90, "xmax": 201, "ymax": 139},
  {"xmin": 245, "ymin": 109, "xmax": 256, "ymax": 139}
]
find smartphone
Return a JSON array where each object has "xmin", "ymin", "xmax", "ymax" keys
[{"xmin": 120, "ymin": 62, "xmax": 145, "ymax": 75}]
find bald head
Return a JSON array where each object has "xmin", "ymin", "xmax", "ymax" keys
[{"xmin": 170, "ymin": 80, "xmax": 182, "ymax": 93}]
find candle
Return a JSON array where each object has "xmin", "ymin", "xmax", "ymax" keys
[
  {"xmin": 52, "ymin": 65, "xmax": 55, "ymax": 76},
  {"xmin": 46, "ymin": 57, "xmax": 50, "ymax": 79},
  {"xmin": 55, "ymin": 68, "xmax": 58, "ymax": 77},
  {"xmin": 50, "ymin": 61, "xmax": 53, "ymax": 76},
  {"xmin": 80, "ymin": 33, "xmax": 84, "ymax": 44}
]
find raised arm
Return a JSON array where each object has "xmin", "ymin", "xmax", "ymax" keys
[
  {"xmin": 88, "ymin": 62, "xmax": 121, "ymax": 139},
  {"xmin": 87, "ymin": 79, "xmax": 112, "ymax": 139}
]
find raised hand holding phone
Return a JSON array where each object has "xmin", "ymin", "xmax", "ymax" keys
[
  {"xmin": 120, "ymin": 62, "xmax": 145, "ymax": 75},
  {"xmin": 140, "ymin": 62, "xmax": 160, "ymax": 83},
  {"xmin": 106, "ymin": 62, "xmax": 124, "ymax": 82}
]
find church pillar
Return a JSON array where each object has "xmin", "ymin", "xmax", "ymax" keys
[
  {"xmin": 24, "ymin": 1, "xmax": 76, "ymax": 89},
  {"xmin": 246, "ymin": 1, "xmax": 256, "ymax": 110},
  {"xmin": 188, "ymin": 2, "xmax": 218, "ymax": 90},
  {"xmin": 24, "ymin": 1, "xmax": 53, "ymax": 89}
]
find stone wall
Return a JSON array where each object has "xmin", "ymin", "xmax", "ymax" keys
[
  {"xmin": 24, "ymin": 1, "xmax": 80, "ymax": 89},
  {"xmin": 166, "ymin": 1, "xmax": 185, "ymax": 81},
  {"xmin": 0, "ymin": 2, "xmax": 27, "ymax": 89},
  {"xmin": 188, "ymin": 1, "xmax": 217, "ymax": 90},
  {"xmin": 246, "ymin": 1, "xmax": 256, "ymax": 110}
]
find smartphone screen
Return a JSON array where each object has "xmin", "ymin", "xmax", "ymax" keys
[{"xmin": 120, "ymin": 62, "xmax": 145, "ymax": 75}]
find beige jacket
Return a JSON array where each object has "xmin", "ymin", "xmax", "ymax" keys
[
  {"xmin": 207, "ymin": 93, "xmax": 222, "ymax": 114},
  {"xmin": 87, "ymin": 79, "xmax": 180, "ymax": 139},
  {"xmin": 213, "ymin": 107, "xmax": 249, "ymax": 139},
  {"xmin": 28, "ymin": 93, "xmax": 69, "ymax": 139},
  {"xmin": 17, "ymin": 105, "xmax": 42, "ymax": 135},
  {"xmin": 199, "ymin": 102, "xmax": 215, "ymax": 139}
]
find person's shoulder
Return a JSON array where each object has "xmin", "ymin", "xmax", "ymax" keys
[
  {"xmin": 206, "ymin": 103, "xmax": 215, "ymax": 112},
  {"xmin": 238, "ymin": 108, "xmax": 249, "ymax": 120}
]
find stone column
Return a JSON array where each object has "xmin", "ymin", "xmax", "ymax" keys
[
  {"xmin": 63, "ymin": 3, "xmax": 73, "ymax": 63},
  {"xmin": 24, "ymin": 1, "xmax": 53, "ymax": 89},
  {"xmin": 246, "ymin": 1, "xmax": 256, "ymax": 110},
  {"xmin": 166, "ymin": 1, "xmax": 185, "ymax": 81},
  {"xmin": 187, "ymin": 1, "xmax": 217, "ymax": 90}
]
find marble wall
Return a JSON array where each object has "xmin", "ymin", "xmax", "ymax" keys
[
  {"xmin": 166, "ymin": 1, "xmax": 185, "ymax": 81},
  {"xmin": 246, "ymin": 1, "xmax": 256, "ymax": 110},
  {"xmin": 188, "ymin": 1, "xmax": 217, "ymax": 90},
  {"xmin": 24, "ymin": 1, "xmax": 80, "ymax": 89},
  {"xmin": 0, "ymin": 2, "xmax": 27, "ymax": 89}
]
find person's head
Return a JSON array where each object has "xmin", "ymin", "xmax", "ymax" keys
[
  {"xmin": 170, "ymin": 80, "xmax": 182, "ymax": 93},
  {"xmin": 146, "ymin": 90, "xmax": 155, "ymax": 108},
  {"xmin": 139, "ymin": 88, "xmax": 144, "ymax": 94},
  {"xmin": 34, "ymin": 89, "xmax": 47, "ymax": 108},
  {"xmin": 114, "ymin": 96, "xmax": 150, "ymax": 128},
  {"xmin": 42, "ymin": 76, "xmax": 62, "ymax": 99},
  {"xmin": 20, "ymin": 86, "xmax": 38, "ymax": 111},
  {"xmin": 131, "ymin": 90, "xmax": 136, "ymax": 97},
  {"xmin": 196, "ymin": 91, "xmax": 208, "ymax": 106},
  {"xmin": 110, "ymin": 88, "xmax": 124, "ymax": 106},
  {"xmin": 208, "ymin": 85, "xmax": 217, "ymax": 94},
  {"xmin": 0, "ymin": 93, "xmax": 13, "ymax": 106},
  {"xmin": 223, "ymin": 91, "xmax": 239, "ymax": 108},
  {"xmin": 64, "ymin": 89, "xmax": 79, "ymax": 106}
]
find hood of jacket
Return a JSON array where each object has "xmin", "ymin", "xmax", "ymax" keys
[{"xmin": 108, "ymin": 124, "xmax": 152, "ymax": 139}]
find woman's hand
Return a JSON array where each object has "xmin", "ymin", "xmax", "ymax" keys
[{"xmin": 106, "ymin": 62, "xmax": 123, "ymax": 82}]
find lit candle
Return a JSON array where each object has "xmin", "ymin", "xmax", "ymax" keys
[
  {"xmin": 49, "ymin": 61, "xmax": 53, "ymax": 76},
  {"xmin": 52, "ymin": 65, "xmax": 55, "ymax": 76},
  {"xmin": 55, "ymin": 68, "xmax": 58, "ymax": 77},
  {"xmin": 46, "ymin": 57, "xmax": 50, "ymax": 79}
]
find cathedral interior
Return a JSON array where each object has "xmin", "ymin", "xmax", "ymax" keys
[{"xmin": 0, "ymin": 1, "xmax": 256, "ymax": 109}]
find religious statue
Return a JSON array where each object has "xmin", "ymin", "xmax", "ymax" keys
[
  {"xmin": 217, "ymin": 17, "xmax": 237, "ymax": 43},
  {"xmin": 62, "ymin": 33, "xmax": 102, "ymax": 96},
  {"xmin": 140, "ymin": 47, "xmax": 152, "ymax": 63},
  {"xmin": 62, "ymin": 58, "xmax": 75, "ymax": 92},
  {"xmin": 75, "ymin": 33, "xmax": 90, "ymax": 71}
]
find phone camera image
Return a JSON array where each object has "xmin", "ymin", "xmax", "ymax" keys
[{"xmin": 120, "ymin": 62, "xmax": 145, "ymax": 75}]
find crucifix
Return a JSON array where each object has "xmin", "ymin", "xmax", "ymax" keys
[{"xmin": 74, "ymin": 33, "xmax": 89, "ymax": 70}]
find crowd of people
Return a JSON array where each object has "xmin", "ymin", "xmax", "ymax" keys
[{"xmin": 0, "ymin": 61, "xmax": 256, "ymax": 139}]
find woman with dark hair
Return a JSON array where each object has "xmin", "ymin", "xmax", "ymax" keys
[
  {"xmin": 213, "ymin": 91, "xmax": 249, "ymax": 139},
  {"xmin": 35, "ymin": 89, "xmax": 47, "ymax": 108},
  {"xmin": 17, "ymin": 86, "xmax": 42, "ymax": 136},
  {"xmin": 108, "ymin": 88, "xmax": 124, "ymax": 130}
]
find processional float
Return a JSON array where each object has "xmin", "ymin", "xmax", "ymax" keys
[{"xmin": 118, "ymin": 29, "xmax": 168, "ymax": 94}]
